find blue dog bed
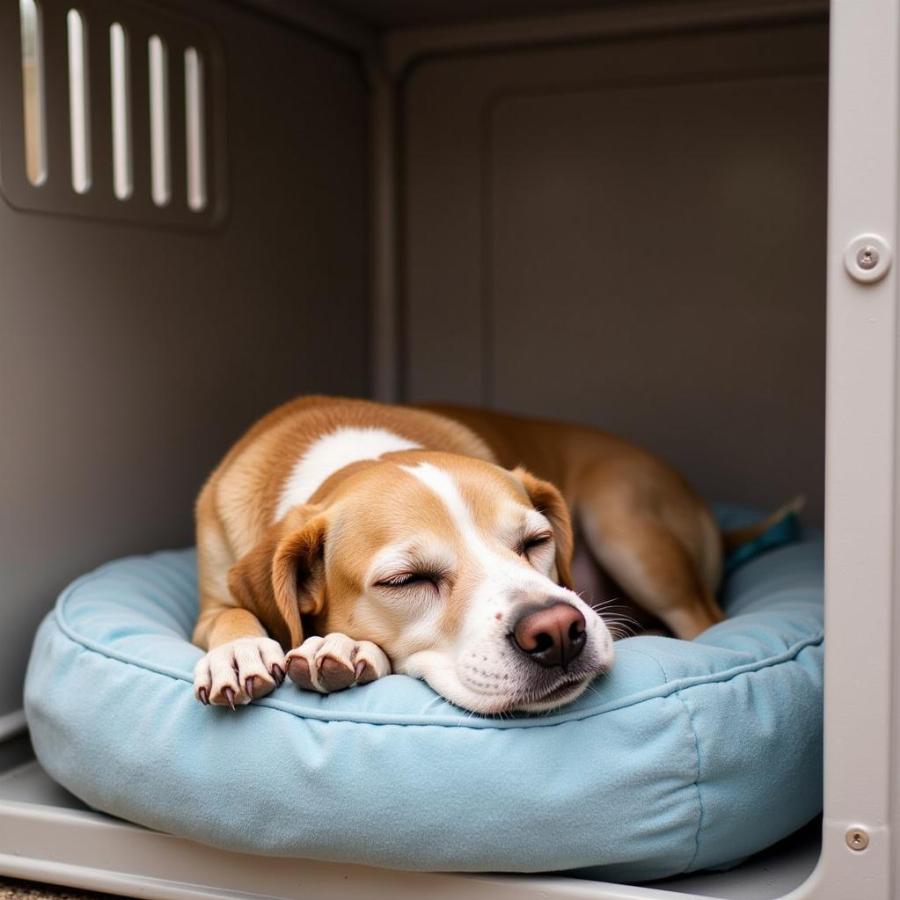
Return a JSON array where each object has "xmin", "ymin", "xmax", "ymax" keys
[{"xmin": 24, "ymin": 507, "xmax": 823, "ymax": 882}]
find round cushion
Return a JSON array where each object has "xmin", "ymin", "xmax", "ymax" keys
[{"xmin": 24, "ymin": 508, "xmax": 823, "ymax": 881}]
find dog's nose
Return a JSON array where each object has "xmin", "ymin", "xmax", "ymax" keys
[{"xmin": 512, "ymin": 603, "xmax": 586, "ymax": 669}]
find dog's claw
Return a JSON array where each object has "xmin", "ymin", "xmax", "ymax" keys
[
  {"xmin": 288, "ymin": 634, "xmax": 391, "ymax": 693},
  {"xmin": 271, "ymin": 664, "xmax": 284, "ymax": 685},
  {"xmin": 193, "ymin": 637, "xmax": 285, "ymax": 708}
]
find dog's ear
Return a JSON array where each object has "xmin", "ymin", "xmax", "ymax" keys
[
  {"xmin": 271, "ymin": 511, "xmax": 328, "ymax": 646},
  {"xmin": 227, "ymin": 506, "xmax": 327, "ymax": 650},
  {"xmin": 513, "ymin": 468, "xmax": 575, "ymax": 590}
]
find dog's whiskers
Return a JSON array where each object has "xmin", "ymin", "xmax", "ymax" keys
[{"xmin": 590, "ymin": 597, "xmax": 635, "ymax": 614}]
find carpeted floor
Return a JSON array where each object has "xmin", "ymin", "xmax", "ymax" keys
[{"xmin": 0, "ymin": 879, "xmax": 129, "ymax": 900}]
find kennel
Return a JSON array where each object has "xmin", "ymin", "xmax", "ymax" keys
[{"xmin": 0, "ymin": 0, "xmax": 894, "ymax": 896}]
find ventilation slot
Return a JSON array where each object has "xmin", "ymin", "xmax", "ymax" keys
[
  {"xmin": 4, "ymin": 1, "xmax": 224, "ymax": 225},
  {"xmin": 184, "ymin": 47, "xmax": 206, "ymax": 211},
  {"xmin": 66, "ymin": 9, "xmax": 90, "ymax": 193},
  {"xmin": 19, "ymin": 0, "xmax": 47, "ymax": 186},
  {"xmin": 110, "ymin": 23, "xmax": 132, "ymax": 200},
  {"xmin": 148, "ymin": 35, "xmax": 170, "ymax": 207}
]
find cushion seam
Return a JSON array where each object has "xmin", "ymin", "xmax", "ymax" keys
[
  {"xmin": 673, "ymin": 688, "xmax": 705, "ymax": 873},
  {"xmin": 47, "ymin": 589, "xmax": 823, "ymax": 729},
  {"xmin": 624, "ymin": 647, "xmax": 705, "ymax": 870}
]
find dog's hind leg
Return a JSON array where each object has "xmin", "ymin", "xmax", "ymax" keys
[{"xmin": 575, "ymin": 461, "xmax": 724, "ymax": 641}]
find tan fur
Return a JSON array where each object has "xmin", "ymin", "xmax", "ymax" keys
[
  {"xmin": 193, "ymin": 396, "xmax": 727, "ymax": 695},
  {"xmin": 426, "ymin": 404, "xmax": 725, "ymax": 638},
  {"xmin": 513, "ymin": 468, "xmax": 576, "ymax": 591},
  {"xmin": 303, "ymin": 451, "xmax": 560, "ymax": 658},
  {"xmin": 193, "ymin": 397, "xmax": 494, "ymax": 650}
]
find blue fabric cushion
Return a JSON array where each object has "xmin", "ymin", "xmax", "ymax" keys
[{"xmin": 24, "ymin": 507, "xmax": 823, "ymax": 881}]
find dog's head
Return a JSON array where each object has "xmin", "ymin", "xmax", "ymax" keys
[{"xmin": 230, "ymin": 451, "xmax": 613, "ymax": 713}]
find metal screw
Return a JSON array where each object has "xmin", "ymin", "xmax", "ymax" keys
[
  {"xmin": 846, "ymin": 828, "xmax": 869, "ymax": 851},
  {"xmin": 857, "ymin": 246, "xmax": 880, "ymax": 271},
  {"xmin": 845, "ymin": 234, "xmax": 891, "ymax": 283}
]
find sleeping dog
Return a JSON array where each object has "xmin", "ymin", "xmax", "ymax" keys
[{"xmin": 193, "ymin": 396, "xmax": 772, "ymax": 714}]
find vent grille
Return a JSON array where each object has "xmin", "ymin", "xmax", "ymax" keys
[{"xmin": 1, "ymin": 0, "xmax": 226, "ymax": 227}]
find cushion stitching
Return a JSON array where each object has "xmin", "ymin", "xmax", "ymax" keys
[
  {"xmin": 47, "ymin": 601, "xmax": 824, "ymax": 730},
  {"xmin": 623, "ymin": 644, "xmax": 703, "ymax": 869},
  {"xmin": 673, "ymin": 689, "xmax": 705, "ymax": 873}
]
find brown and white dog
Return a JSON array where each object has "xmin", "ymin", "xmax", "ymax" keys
[{"xmin": 192, "ymin": 396, "xmax": 761, "ymax": 715}]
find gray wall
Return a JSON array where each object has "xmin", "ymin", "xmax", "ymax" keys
[
  {"xmin": 0, "ymin": 1, "xmax": 368, "ymax": 717},
  {"xmin": 403, "ymin": 20, "xmax": 827, "ymax": 522}
]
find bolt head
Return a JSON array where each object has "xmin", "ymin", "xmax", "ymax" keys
[
  {"xmin": 845, "ymin": 234, "xmax": 892, "ymax": 283},
  {"xmin": 846, "ymin": 828, "xmax": 869, "ymax": 851},
  {"xmin": 857, "ymin": 246, "xmax": 880, "ymax": 270}
]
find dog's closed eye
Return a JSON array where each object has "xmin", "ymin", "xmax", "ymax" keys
[
  {"xmin": 518, "ymin": 532, "xmax": 553, "ymax": 557},
  {"xmin": 376, "ymin": 571, "xmax": 443, "ymax": 590}
]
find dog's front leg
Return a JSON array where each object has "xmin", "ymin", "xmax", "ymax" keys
[
  {"xmin": 286, "ymin": 634, "xmax": 392, "ymax": 693},
  {"xmin": 193, "ymin": 608, "xmax": 286, "ymax": 708}
]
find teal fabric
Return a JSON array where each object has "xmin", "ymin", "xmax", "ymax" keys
[
  {"xmin": 24, "ymin": 508, "xmax": 823, "ymax": 880},
  {"xmin": 723, "ymin": 510, "xmax": 803, "ymax": 576}
]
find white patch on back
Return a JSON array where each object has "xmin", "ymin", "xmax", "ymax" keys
[{"xmin": 274, "ymin": 427, "xmax": 420, "ymax": 521}]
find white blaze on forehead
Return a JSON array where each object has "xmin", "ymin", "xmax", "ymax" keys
[
  {"xmin": 399, "ymin": 461, "xmax": 520, "ymax": 573},
  {"xmin": 274, "ymin": 427, "xmax": 420, "ymax": 522}
]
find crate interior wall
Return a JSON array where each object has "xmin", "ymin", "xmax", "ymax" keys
[{"xmin": 2, "ymin": 0, "xmax": 897, "ymax": 898}]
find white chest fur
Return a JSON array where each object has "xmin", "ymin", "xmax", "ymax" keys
[{"xmin": 273, "ymin": 427, "xmax": 420, "ymax": 521}]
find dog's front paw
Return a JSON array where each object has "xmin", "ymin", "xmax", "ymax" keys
[
  {"xmin": 286, "ymin": 634, "xmax": 391, "ymax": 693},
  {"xmin": 193, "ymin": 637, "xmax": 286, "ymax": 709}
]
